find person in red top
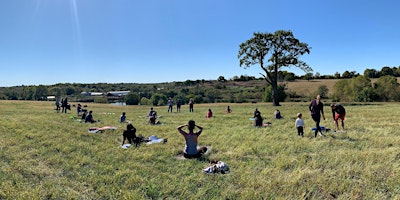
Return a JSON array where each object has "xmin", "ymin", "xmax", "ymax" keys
[
  {"xmin": 330, "ymin": 103, "xmax": 346, "ymax": 132},
  {"xmin": 206, "ymin": 109, "xmax": 213, "ymax": 118}
]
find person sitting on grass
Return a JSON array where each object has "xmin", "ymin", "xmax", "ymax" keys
[
  {"xmin": 148, "ymin": 107, "xmax": 155, "ymax": 117},
  {"xmin": 206, "ymin": 108, "xmax": 213, "ymax": 118},
  {"xmin": 254, "ymin": 108, "xmax": 264, "ymax": 127},
  {"xmin": 177, "ymin": 120, "xmax": 208, "ymax": 159},
  {"xmin": 120, "ymin": 112, "xmax": 127, "ymax": 123},
  {"xmin": 274, "ymin": 109, "xmax": 282, "ymax": 119},
  {"xmin": 122, "ymin": 123, "xmax": 137, "ymax": 146},
  {"xmin": 81, "ymin": 110, "xmax": 87, "ymax": 120},
  {"xmin": 226, "ymin": 106, "xmax": 232, "ymax": 114},
  {"xmin": 149, "ymin": 112, "xmax": 161, "ymax": 125},
  {"xmin": 85, "ymin": 110, "xmax": 98, "ymax": 123}
]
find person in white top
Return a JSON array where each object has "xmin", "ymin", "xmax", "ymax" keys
[
  {"xmin": 167, "ymin": 97, "xmax": 174, "ymax": 113},
  {"xmin": 295, "ymin": 113, "xmax": 305, "ymax": 137}
]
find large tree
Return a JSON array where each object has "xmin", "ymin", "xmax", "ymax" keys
[{"xmin": 238, "ymin": 30, "xmax": 312, "ymax": 106}]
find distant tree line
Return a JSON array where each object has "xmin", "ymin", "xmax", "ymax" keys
[
  {"xmin": 331, "ymin": 75, "xmax": 400, "ymax": 102},
  {"xmin": 0, "ymin": 66, "xmax": 399, "ymax": 104}
]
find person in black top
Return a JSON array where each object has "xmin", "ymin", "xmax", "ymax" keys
[
  {"xmin": 253, "ymin": 108, "xmax": 263, "ymax": 127},
  {"xmin": 309, "ymin": 95, "xmax": 326, "ymax": 137},
  {"xmin": 148, "ymin": 112, "xmax": 160, "ymax": 125},
  {"xmin": 189, "ymin": 98, "xmax": 194, "ymax": 112},
  {"xmin": 84, "ymin": 110, "xmax": 97, "ymax": 123},
  {"xmin": 62, "ymin": 97, "xmax": 68, "ymax": 113},
  {"xmin": 122, "ymin": 123, "xmax": 137, "ymax": 146},
  {"xmin": 330, "ymin": 103, "xmax": 346, "ymax": 131},
  {"xmin": 176, "ymin": 99, "xmax": 182, "ymax": 112}
]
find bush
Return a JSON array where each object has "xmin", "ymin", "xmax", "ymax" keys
[
  {"xmin": 140, "ymin": 97, "xmax": 151, "ymax": 105},
  {"xmin": 125, "ymin": 93, "xmax": 140, "ymax": 105},
  {"xmin": 263, "ymin": 85, "xmax": 286, "ymax": 102}
]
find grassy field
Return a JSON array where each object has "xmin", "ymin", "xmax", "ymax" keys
[
  {"xmin": 285, "ymin": 79, "xmax": 338, "ymax": 97},
  {"xmin": 1, "ymin": 100, "xmax": 400, "ymax": 199}
]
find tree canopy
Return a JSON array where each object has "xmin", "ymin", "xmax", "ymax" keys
[{"xmin": 238, "ymin": 30, "xmax": 312, "ymax": 106}]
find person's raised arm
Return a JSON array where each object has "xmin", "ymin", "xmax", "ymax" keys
[
  {"xmin": 177, "ymin": 124, "xmax": 187, "ymax": 135},
  {"xmin": 196, "ymin": 125, "xmax": 203, "ymax": 135}
]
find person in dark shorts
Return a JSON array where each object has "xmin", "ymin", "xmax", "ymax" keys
[
  {"xmin": 189, "ymin": 99, "xmax": 194, "ymax": 112},
  {"xmin": 176, "ymin": 99, "xmax": 182, "ymax": 112},
  {"xmin": 295, "ymin": 113, "xmax": 305, "ymax": 137},
  {"xmin": 62, "ymin": 97, "xmax": 68, "ymax": 113},
  {"xmin": 167, "ymin": 97, "xmax": 174, "ymax": 112}
]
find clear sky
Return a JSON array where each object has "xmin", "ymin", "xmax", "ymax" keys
[{"xmin": 1, "ymin": 0, "xmax": 399, "ymax": 87}]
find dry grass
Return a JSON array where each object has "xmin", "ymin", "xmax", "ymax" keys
[
  {"xmin": 1, "ymin": 100, "xmax": 400, "ymax": 199},
  {"xmin": 285, "ymin": 79, "xmax": 338, "ymax": 97}
]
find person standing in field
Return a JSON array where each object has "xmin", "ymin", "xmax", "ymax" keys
[
  {"xmin": 167, "ymin": 97, "xmax": 174, "ymax": 113},
  {"xmin": 330, "ymin": 103, "xmax": 346, "ymax": 132},
  {"xmin": 295, "ymin": 113, "xmax": 305, "ymax": 137},
  {"xmin": 176, "ymin": 99, "xmax": 182, "ymax": 112},
  {"xmin": 77, "ymin": 104, "xmax": 82, "ymax": 116},
  {"xmin": 62, "ymin": 97, "xmax": 68, "ymax": 113},
  {"xmin": 55, "ymin": 97, "xmax": 60, "ymax": 112},
  {"xmin": 189, "ymin": 98, "xmax": 194, "ymax": 112},
  {"xmin": 60, "ymin": 98, "xmax": 64, "ymax": 113},
  {"xmin": 309, "ymin": 95, "xmax": 325, "ymax": 137},
  {"xmin": 177, "ymin": 120, "xmax": 207, "ymax": 159}
]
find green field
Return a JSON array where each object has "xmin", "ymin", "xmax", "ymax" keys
[{"xmin": 1, "ymin": 100, "xmax": 400, "ymax": 199}]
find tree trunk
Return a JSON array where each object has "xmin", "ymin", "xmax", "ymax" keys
[
  {"xmin": 272, "ymin": 87, "xmax": 280, "ymax": 106},
  {"xmin": 272, "ymin": 61, "xmax": 280, "ymax": 106}
]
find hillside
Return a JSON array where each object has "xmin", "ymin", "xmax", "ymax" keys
[
  {"xmin": 285, "ymin": 79, "xmax": 338, "ymax": 97},
  {"xmin": 1, "ymin": 77, "xmax": 399, "ymax": 103}
]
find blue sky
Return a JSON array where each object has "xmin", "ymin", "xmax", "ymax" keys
[{"xmin": 1, "ymin": 0, "xmax": 399, "ymax": 87}]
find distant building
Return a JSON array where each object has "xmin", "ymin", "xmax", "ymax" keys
[
  {"xmin": 90, "ymin": 92, "xmax": 104, "ymax": 96},
  {"xmin": 106, "ymin": 91, "xmax": 130, "ymax": 96},
  {"xmin": 81, "ymin": 92, "xmax": 104, "ymax": 96},
  {"xmin": 47, "ymin": 96, "xmax": 56, "ymax": 100}
]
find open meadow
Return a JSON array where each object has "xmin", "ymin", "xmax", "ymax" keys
[{"xmin": 1, "ymin": 100, "xmax": 400, "ymax": 199}]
